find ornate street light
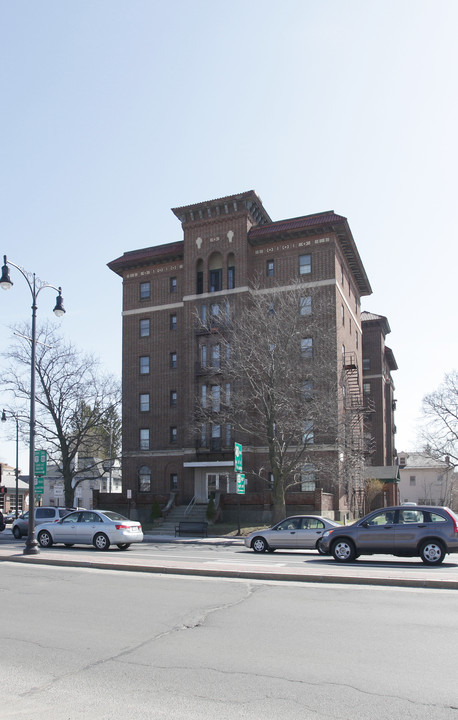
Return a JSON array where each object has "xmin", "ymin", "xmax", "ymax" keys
[{"xmin": 1, "ymin": 255, "xmax": 65, "ymax": 554}]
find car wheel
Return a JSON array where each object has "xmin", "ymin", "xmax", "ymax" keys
[
  {"xmin": 316, "ymin": 539, "xmax": 328, "ymax": 555},
  {"xmin": 117, "ymin": 543, "xmax": 131, "ymax": 550},
  {"xmin": 251, "ymin": 536, "xmax": 268, "ymax": 553},
  {"xmin": 12, "ymin": 526, "xmax": 22, "ymax": 539},
  {"xmin": 420, "ymin": 540, "xmax": 445, "ymax": 565},
  {"xmin": 64, "ymin": 544, "xmax": 74, "ymax": 547},
  {"xmin": 93, "ymin": 533, "xmax": 110, "ymax": 551},
  {"xmin": 332, "ymin": 538, "xmax": 356, "ymax": 562},
  {"xmin": 38, "ymin": 530, "xmax": 53, "ymax": 548}
]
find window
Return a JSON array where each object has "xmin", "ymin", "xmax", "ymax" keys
[
  {"xmin": 170, "ymin": 426, "xmax": 177, "ymax": 443},
  {"xmin": 140, "ymin": 393, "xmax": 150, "ymax": 412},
  {"xmin": 200, "ymin": 423, "xmax": 207, "ymax": 447},
  {"xmin": 211, "ymin": 385, "xmax": 221, "ymax": 412},
  {"xmin": 355, "ymin": 331, "xmax": 359, "ymax": 349},
  {"xmin": 140, "ymin": 356, "xmax": 150, "ymax": 374},
  {"xmin": 363, "ymin": 382, "xmax": 371, "ymax": 395},
  {"xmin": 139, "ymin": 428, "xmax": 150, "ymax": 450},
  {"xmin": 302, "ymin": 420, "xmax": 314, "ymax": 444},
  {"xmin": 170, "ymin": 352, "xmax": 177, "ymax": 369},
  {"xmin": 409, "ymin": 476, "xmax": 416, "ymax": 486},
  {"xmin": 363, "ymin": 358, "xmax": 371, "ymax": 371},
  {"xmin": 228, "ymin": 266, "xmax": 235, "ymax": 289},
  {"xmin": 301, "ymin": 337, "xmax": 313, "ymax": 358},
  {"xmin": 170, "ymin": 276, "xmax": 177, "ymax": 293},
  {"xmin": 138, "ymin": 466, "xmax": 151, "ymax": 492},
  {"xmin": 299, "ymin": 254, "xmax": 311, "ymax": 275},
  {"xmin": 170, "ymin": 473, "xmax": 178, "ymax": 490},
  {"xmin": 211, "ymin": 344, "xmax": 220, "ymax": 369},
  {"xmin": 266, "ymin": 260, "xmax": 274, "ymax": 277},
  {"xmin": 209, "ymin": 269, "xmax": 222, "ymax": 292},
  {"xmin": 140, "ymin": 281, "xmax": 150, "ymax": 300},
  {"xmin": 302, "ymin": 380, "xmax": 314, "ymax": 400},
  {"xmin": 300, "ymin": 296, "xmax": 312, "ymax": 315},
  {"xmin": 225, "ymin": 423, "xmax": 232, "ymax": 446},
  {"xmin": 201, "ymin": 304, "xmax": 207, "ymax": 324},
  {"xmin": 139, "ymin": 319, "xmax": 150, "ymax": 337},
  {"xmin": 170, "ymin": 390, "xmax": 177, "ymax": 407},
  {"xmin": 300, "ymin": 465, "xmax": 316, "ymax": 491},
  {"xmin": 170, "ymin": 314, "xmax": 177, "ymax": 330},
  {"xmin": 341, "ymin": 304, "xmax": 345, "ymax": 326},
  {"xmin": 211, "ymin": 424, "xmax": 221, "ymax": 450},
  {"xmin": 210, "ymin": 303, "xmax": 220, "ymax": 317},
  {"xmin": 201, "ymin": 345, "xmax": 207, "ymax": 367},
  {"xmin": 225, "ymin": 382, "xmax": 231, "ymax": 405}
]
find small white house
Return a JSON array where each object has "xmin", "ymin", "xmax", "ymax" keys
[{"xmin": 398, "ymin": 452, "xmax": 455, "ymax": 507}]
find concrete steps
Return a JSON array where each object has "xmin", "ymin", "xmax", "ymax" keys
[{"xmin": 152, "ymin": 503, "xmax": 208, "ymax": 536}]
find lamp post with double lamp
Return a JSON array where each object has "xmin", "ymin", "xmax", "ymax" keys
[
  {"xmin": 1, "ymin": 409, "xmax": 26, "ymax": 518},
  {"xmin": 0, "ymin": 255, "xmax": 65, "ymax": 554}
]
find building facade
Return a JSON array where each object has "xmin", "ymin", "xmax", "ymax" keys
[
  {"xmin": 398, "ymin": 452, "xmax": 455, "ymax": 507},
  {"xmin": 109, "ymin": 191, "xmax": 373, "ymax": 522},
  {"xmin": 361, "ymin": 311, "xmax": 398, "ymax": 467}
]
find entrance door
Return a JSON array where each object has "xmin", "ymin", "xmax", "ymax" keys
[{"xmin": 206, "ymin": 473, "xmax": 229, "ymax": 498}]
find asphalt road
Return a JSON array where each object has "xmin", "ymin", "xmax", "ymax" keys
[
  {"xmin": 2, "ymin": 527, "xmax": 458, "ymax": 589},
  {"xmin": 1, "ymin": 561, "xmax": 457, "ymax": 720}
]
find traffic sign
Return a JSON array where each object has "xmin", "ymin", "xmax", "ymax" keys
[
  {"xmin": 34, "ymin": 450, "xmax": 47, "ymax": 476},
  {"xmin": 35, "ymin": 477, "xmax": 44, "ymax": 495},
  {"xmin": 236, "ymin": 473, "xmax": 245, "ymax": 494},
  {"xmin": 234, "ymin": 442, "xmax": 242, "ymax": 472}
]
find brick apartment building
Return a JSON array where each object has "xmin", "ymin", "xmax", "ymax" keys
[
  {"xmin": 108, "ymin": 190, "xmax": 377, "ymax": 522},
  {"xmin": 362, "ymin": 311, "xmax": 398, "ymax": 467}
]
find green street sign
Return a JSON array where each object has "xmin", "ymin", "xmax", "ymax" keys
[
  {"xmin": 234, "ymin": 442, "xmax": 242, "ymax": 472},
  {"xmin": 236, "ymin": 473, "xmax": 245, "ymax": 494},
  {"xmin": 34, "ymin": 450, "xmax": 47, "ymax": 476},
  {"xmin": 35, "ymin": 477, "xmax": 44, "ymax": 495}
]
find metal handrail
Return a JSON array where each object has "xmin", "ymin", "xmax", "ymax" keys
[{"xmin": 184, "ymin": 495, "xmax": 196, "ymax": 517}]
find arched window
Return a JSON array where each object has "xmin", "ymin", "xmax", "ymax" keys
[
  {"xmin": 138, "ymin": 466, "xmax": 151, "ymax": 493},
  {"xmin": 196, "ymin": 259, "xmax": 204, "ymax": 295},
  {"xmin": 208, "ymin": 252, "xmax": 223, "ymax": 292}
]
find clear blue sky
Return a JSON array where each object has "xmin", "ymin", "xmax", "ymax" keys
[{"xmin": 1, "ymin": 0, "xmax": 457, "ymax": 470}]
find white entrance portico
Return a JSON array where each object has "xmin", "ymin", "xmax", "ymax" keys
[{"xmin": 183, "ymin": 460, "xmax": 235, "ymax": 502}]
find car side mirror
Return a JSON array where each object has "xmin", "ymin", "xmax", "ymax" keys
[{"xmin": 361, "ymin": 521, "xmax": 369, "ymax": 528}]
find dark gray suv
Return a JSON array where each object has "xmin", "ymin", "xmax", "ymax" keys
[{"xmin": 320, "ymin": 506, "xmax": 458, "ymax": 565}]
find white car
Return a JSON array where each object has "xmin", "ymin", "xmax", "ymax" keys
[
  {"xmin": 245, "ymin": 515, "xmax": 341, "ymax": 553},
  {"xmin": 36, "ymin": 509, "xmax": 143, "ymax": 550}
]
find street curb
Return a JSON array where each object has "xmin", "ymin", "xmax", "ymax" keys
[{"xmin": 1, "ymin": 553, "xmax": 458, "ymax": 590}]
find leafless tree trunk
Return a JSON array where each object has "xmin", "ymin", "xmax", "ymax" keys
[
  {"xmin": 1, "ymin": 322, "xmax": 121, "ymax": 507},
  {"xmin": 192, "ymin": 280, "xmax": 342, "ymax": 523}
]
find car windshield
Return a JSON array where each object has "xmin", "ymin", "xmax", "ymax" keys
[{"xmin": 100, "ymin": 511, "xmax": 129, "ymax": 522}]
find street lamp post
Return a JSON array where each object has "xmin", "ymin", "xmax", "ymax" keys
[
  {"xmin": 0, "ymin": 255, "xmax": 65, "ymax": 554},
  {"xmin": 1, "ymin": 409, "xmax": 23, "ymax": 518}
]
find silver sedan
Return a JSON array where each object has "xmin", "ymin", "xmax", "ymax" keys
[
  {"xmin": 36, "ymin": 510, "xmax": 143, "ymax": 550},
  {"xmin": 245, "ymin": 515, "xmax": 341, "ymax": 553}
]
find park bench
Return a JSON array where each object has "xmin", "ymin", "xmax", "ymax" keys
[{"xmin": 175, "ymin": 520, "xmax": 208, "ymax": 537}]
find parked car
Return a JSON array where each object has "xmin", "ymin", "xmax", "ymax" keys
[
  {"xmin": 36, "ymin": 509, "xmax": 143, "ymax": 550},
  {"xmin": 3, "ymin": 511, "xmax": 16, "ymax": 524},
  {"xmin": 245, "ymin": 515, "xmax": 341, "ymax": 553},
  {"xmin": 320, "ymin": 505, "xmax": 458, "ymax": 565},
  {"xmin": 12, "ymin": 507, "xmax": 76, "ymax": 538}
]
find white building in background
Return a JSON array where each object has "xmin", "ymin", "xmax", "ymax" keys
[
  {"xmin": 41, "ymin": 457, "xmax": 122, "ymax": 509},
  {"xmin": 398, "ymin": 452, "xmax": 455, "ymax": 507}
]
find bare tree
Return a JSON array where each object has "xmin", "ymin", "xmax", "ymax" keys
[
  {"xmin": 421, "ymin": 370, "xmax": 458, "ymax": 468},
  {"xmin": 363, "ymin": 478, "xmax": 385, "ymax": 513},
  {"xmin": 193, "ymin": 281, "xmax": 342, "ymax": 523},
  {"xmin": 2, "ymin": 322, "xmax": 121, "ymax": 507}
]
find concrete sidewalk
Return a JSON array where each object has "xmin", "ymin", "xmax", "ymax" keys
[{"xmin": 1, "ymin": 533, "xmax": 458, "ymax": 589}]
